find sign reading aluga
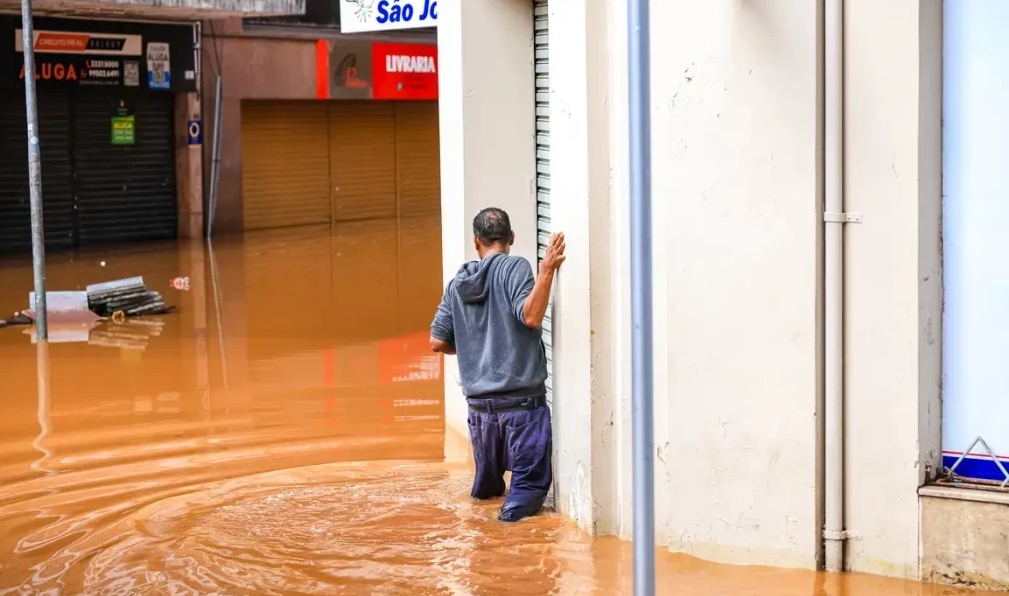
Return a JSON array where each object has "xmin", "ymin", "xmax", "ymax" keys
[
  {"xmin": 340, "ymin": 0, "xmax": 437, "ymax": 33},
  {"xmin": 146, "ymin": 42, "xmax": 171, "ymax": 90},
  {"xmin": 111, "ymin": 115, "xmax": 136, "ymax": 145},
  {"xmin": 16, "ymin": 57, "xmax": 124, "ymax": 87}
]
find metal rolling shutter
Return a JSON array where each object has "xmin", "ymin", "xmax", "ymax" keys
[
  {"xmin": 394, "ymin": 101, "xmax": 440, "ymax": 218},
  {"xmin": 241, "ymin": 100, "xmax": 332, "ymax": 231},
  {"xmin": 329, "ymin": 101, "xmax": 397, "ymax": 223},
  {"xmin": 394, "ymin": 101, "xmax": 442, "ymax": 334},
  {"xmin": 534, "ymin": 0, "xmax": 553, "ymax": 405},
  {"xmin": 72, "ymin": 89, "xmax": 177, "ymax": 246},
  {"xmin": 0, "ymin": 89, "xmax": 74, "ymax": 255}
]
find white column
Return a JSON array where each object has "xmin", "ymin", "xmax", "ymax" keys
[
  {"xmin": 842, "ymin": 0, "xmax": 942, "ymax": 577},
  {"xmin": 605, "ymin": 0, "xmax": 637, "ymax": 541},
  {"xmin": 437, "ymin": 0, "xmax": 537, "ymax": 440},
  {"xmin": 548, "ymin": 0, "xmax": 619, "ymax": 533}
]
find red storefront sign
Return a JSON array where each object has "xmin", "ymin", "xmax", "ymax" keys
[{"xmin": 370, "ymin": 42, "xmax": 438, "ymax": 100}]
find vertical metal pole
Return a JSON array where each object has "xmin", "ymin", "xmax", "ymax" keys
[
  {"xmin": 206, "ymin": 75, "xmax": 223, "ymax": 239},
  {"xmin": 20, "ymin": 3, "xmax": 48, "ymax": 340},
  {"xmin": 628, "ymin": 0, "xmax": 655, "ymax": 593}
]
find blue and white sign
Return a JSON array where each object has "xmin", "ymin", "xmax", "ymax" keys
[
  {"xmin": 340, "ymin": 0, "xmax": 437, "ymax": 34},
  {"xmin": 146, "ymin": 42, "xmax": 171, "ymax": 90},
  {"xmin": 187, "ymin": 119, "xmax": 202, "ymax": 146}
]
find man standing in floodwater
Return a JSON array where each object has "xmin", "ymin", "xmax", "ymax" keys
[{"xmin": 429, "ymin": 207, "xmax": 566, "ymax": 522}]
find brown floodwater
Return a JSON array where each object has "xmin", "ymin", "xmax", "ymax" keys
[{"xmin": 0, "ymin": 214, "xmax": 995, "ymax": 595}]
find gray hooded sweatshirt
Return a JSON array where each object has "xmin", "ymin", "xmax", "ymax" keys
[{"xmin": 430, "ymin": 252, "xmax": 548, "ymax": 399}]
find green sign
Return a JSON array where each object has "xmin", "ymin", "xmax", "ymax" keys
[{"xmin": 111, "ymin": 115, "xmax": 135, "ymax": 145}]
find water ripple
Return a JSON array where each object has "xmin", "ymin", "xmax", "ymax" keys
[{"xmin": 77, "ymin": 462, "xmax": 572, "ymax": 595}]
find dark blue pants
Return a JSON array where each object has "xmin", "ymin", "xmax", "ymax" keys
[{"xmin": 467, "ymin": 398, "xmax": 552, "ymax": 520}]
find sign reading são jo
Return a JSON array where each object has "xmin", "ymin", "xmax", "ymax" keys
[{"xmin": 340, "ymin": 0, "xmax": 436, "ymax": 34}]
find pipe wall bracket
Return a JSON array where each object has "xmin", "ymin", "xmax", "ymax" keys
[
  {"xmin": 823, "ymin": 211, "xmax": 863, "ymax": 224},
  {"xmin": 823, "ymin": 529, "xmax": 862, "ymax": 541}
]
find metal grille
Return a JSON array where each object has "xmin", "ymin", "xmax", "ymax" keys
[
  {"xmin": 534, "ymin": 0, "xmax": 552, "ymax": 406},
  {"xmin": 72, "ymin": 88, "xmax": 177, "ymax": 246}
]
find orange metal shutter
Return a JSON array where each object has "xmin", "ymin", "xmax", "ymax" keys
[
  {"xmin": 394, "ymin": 101, "xmax": 441, "ymax": 218},
  {"xmin": 329, "ymin": 101, "xmax": 397, "ymax": 222},
  {"xmin": 394, "ymin": 100, "xmax": 442, "ymax": 333},
  {"xmin": 241, "ymin": 100, "xmax": 331, "ymax": 231}
]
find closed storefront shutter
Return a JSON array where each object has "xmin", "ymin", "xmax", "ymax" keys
[
  {"xmin": 534, "ymin": 0, "xmax": 553, "ymax": 405},
  {"xmin": 0, "ymin": 89, "xmax": 75, "ymax": 255},
  {"xmin": 329, "ymin": 101, "xmax": 397, "ymax": 223},
  {"xmin": 241, "ymin": 100, "xmax": 331, "ymax": 231},
  {"xmin": 394, "ymin": 101, "xmax": 440, "ymax": 218},
  {"xmin": 72, "ymin": 88, "xmax": 176, "ymax": 246}
]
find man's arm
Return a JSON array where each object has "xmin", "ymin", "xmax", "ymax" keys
[
  {"xmin": 430, "ymin": 284, "xmax": 456, "ymax": 355},
  {"xmin": 508, "ymin": 232, "xmax": 566, "ymax": 329},
  {"xmin": 518, "ymin": 268, "xmax": 553, "ymax": 329},
  {"xmin": 431, "ymin": 337, "xmax": 456, "ymax": 355}
]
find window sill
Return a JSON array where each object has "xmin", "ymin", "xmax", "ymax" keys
[{"xmin": 919, "ymin": 484, "xmax": 1009, "ymax": 506}]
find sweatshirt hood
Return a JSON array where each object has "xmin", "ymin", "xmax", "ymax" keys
[{"xmin": 455, "ymin": 252, "xmax": 505, "ymax": 304}]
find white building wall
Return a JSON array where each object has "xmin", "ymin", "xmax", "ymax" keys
[
  {"xmin": 647, "ymin": 0, "xmax": 821, "ymax": 568},
  {"xmin": 438, "ymin": 0, "xmax": 947, "ymax": 581}
]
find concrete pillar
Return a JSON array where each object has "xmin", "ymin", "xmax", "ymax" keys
[
  {"xmin": 437, "ymin": 0, "xmax": 537, "ymax": 439},
  {"xmin": 175, "ymin": 91, "xmax": 203, "ymax": 239},
  {"xmin": 547, "ymin": 0, "xmax": 618, "ymax": 534}
]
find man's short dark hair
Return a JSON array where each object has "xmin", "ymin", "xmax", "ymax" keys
[{"xmin": 473, "ymin": 207, "xmax": 512, "ymax": 246}]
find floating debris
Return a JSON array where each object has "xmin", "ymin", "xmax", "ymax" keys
[
  {"xmin": 3, "ymin": 312, "xmax": 33, "ymax": 327},
  {"xmin": 86, "ymin": 277, "xmax": 176, "ymax": 318},
  {"xmin": 2, "ymin": 277, "xmax": 176, "ymax": 333}
]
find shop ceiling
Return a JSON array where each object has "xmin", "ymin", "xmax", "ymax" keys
[{"xmin": 0, "ymin": 0, "xmax": 304, "ymax": 21}]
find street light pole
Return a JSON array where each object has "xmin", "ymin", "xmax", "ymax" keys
[
  {"xmin": 628, "ymin": 0, "xmax": 654, "ymax": 593},
  {"xmin": 19, "ymin": 1, "xmax": 48, "ymax": 340}
]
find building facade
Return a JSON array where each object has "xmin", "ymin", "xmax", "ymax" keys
[
  {"xmin": 0, "ymin": 0, "xmax": 301, "ymax": 255},
  {"xmin": 200, "ymin": 13, "xmax": 440, "ymax": 235},
  {"xmin": 434, "ymin": 0, "xmax": 1009, "ymax": 589},
  {"xmin": 0, "ymin": 16, "xmax": 202, "ymax": 253}
]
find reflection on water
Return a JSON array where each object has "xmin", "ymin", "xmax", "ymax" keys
[{"xmin": 0, "ymin": 214, "xmax": 996, "ymax": 595}]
